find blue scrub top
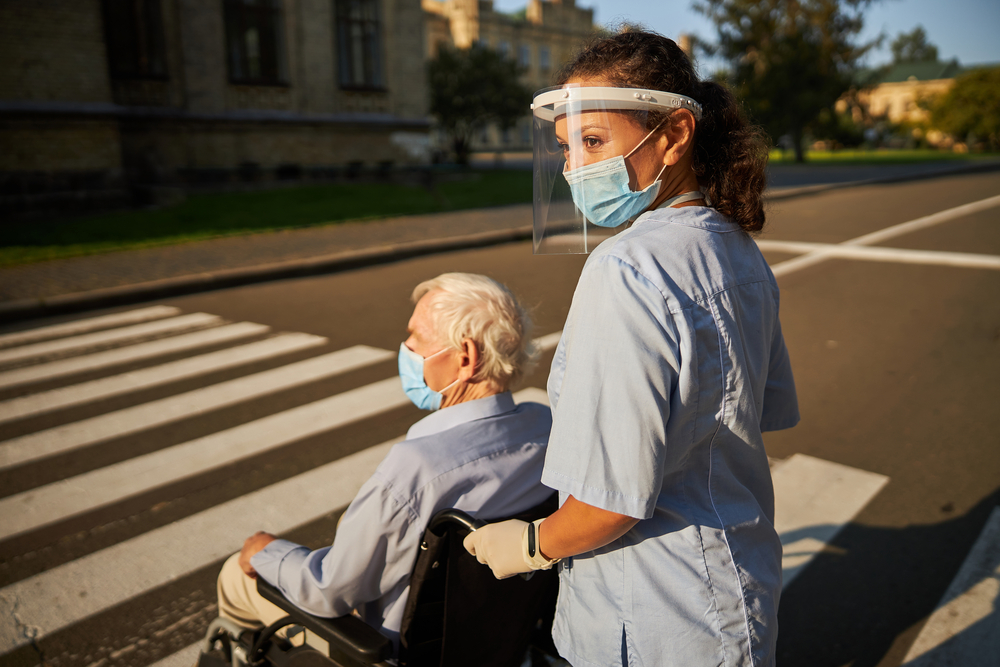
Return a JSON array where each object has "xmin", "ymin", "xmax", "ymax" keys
[{"xmin": 542, "ymin": 206, "xmax": 799, "ymax": 667}]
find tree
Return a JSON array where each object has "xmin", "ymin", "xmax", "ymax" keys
[
  {"xmin": 891, "ymin": 26, "xmax": 938, "ymax": 64},
  {"xmin": 427, "ymin": 45, "xmax": 532, "ymax": 165},
  {"xmin": 697, "ymin": 0, "xmax": 881, "ymax": 162},
  {"xmin": 930, "ymin": 67, "xmax": 1000, "ymax": 151}
]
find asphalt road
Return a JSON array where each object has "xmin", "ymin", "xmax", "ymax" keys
[{"xmin": 0, "ymin": 170, "xmax": 998, "ymax": 667}]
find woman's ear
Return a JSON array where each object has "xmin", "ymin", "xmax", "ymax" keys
[{"xmin": 661, "ymin": 109, "xmax": 697, "ymax": 167}]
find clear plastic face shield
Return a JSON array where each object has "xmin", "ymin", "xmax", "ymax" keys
[{"xmin": 531, "ymin": 85, "xmax": 703, "ymax": 254}]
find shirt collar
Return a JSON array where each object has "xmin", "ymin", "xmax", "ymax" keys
[{"xmin": 406, "ymin": 392, "xmax": 517, "ymax": 440}]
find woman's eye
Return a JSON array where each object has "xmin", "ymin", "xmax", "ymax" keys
[{"xmin": 583, "ymin": 137, "xmax": 602, "ymax": 149}]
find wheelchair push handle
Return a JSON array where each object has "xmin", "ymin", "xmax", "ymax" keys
[{"xmin": 428, "ymin": 508, "xmax": 485, "ymax": 535}]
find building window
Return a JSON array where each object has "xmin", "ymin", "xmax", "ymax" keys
[
  {"xmin": 335, "ymin": 0, "xmax": 385, "ymax": 90},
  {"xmin": 224, "ymin": 0, "xmax": 288, "ymax": 85},
  {"xmin": 518, "ymin": 44, "xmax": 531, "ymax": 68},
  {"xmin": 102, "ymin": 0, "xmax": 168, "ymax": 79},
  {"xmin": 497, "ymin": 41, "xmax": 510, "ymax": 59},
  {"xmin": 539, "ymin": 46, "xmax": 550, "ymax": 71}
]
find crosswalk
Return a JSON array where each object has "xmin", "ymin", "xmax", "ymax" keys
[{"xmin": 0, "ymin": 304, "xmax": 986, "ymax": 667}]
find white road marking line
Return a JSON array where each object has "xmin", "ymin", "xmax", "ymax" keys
[
  {"xmin": 0, "ymin": 377, "xmax": 408, "ymax": 541},
  {"xmin": 901, "ymin": 506, "xmax": 1000, "ymax": 665},
  {"xmin": 0, "ymin": 333, "xmax": 328, "ymax": 424},
  {"xmin": 0, "ymin": 322, "xmax": 270, "ymax": 391},
  {"xmin": 768, "ymin": 193, "xmax": 1000, "ymax": 278},
  {"xmin": 846, "ymin": 193, "xmax": 1000, "ymax": 247},
  {"xmin": 772, "ymin": 454, "xmax": 890, "ymax": 588},
  {"xmin": 0, "ymin": 345, "xmax": 394, "ymax": 470},
  {"xmin": 0, "ymin": 306, "xmax": 181, "ymax": 349},
  {"xmin": 757, "ymin": 240, "xmax": 1000, "ymax": 270},
  {"xmin": 0, "ymin": 313, "xmax": 222, "ymax": 366},
  {"xmin": 0, "ymin": 387, "xmax": 543, "ymax": 655},
  {"xmin": 533, "ymin": 332, "xmax": 562, "ymax": 352}
]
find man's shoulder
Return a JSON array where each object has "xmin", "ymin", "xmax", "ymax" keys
[{"xmin": 377, "ymin": 401, "xmax": 550, "ymax": 493}]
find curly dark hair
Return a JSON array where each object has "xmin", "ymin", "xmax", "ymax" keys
[{"xmin": 557, "ymin": 30, "xmax": 769, "ymax": 233}]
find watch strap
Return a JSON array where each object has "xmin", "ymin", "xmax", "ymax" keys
[{"xmin": 523, "ymin": 518, "xmax": 560, "ymax": 570}]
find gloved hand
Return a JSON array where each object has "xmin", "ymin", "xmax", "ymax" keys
[{"xmin": 463, "ymin": 518, "xmax": 559, "ymax": 580}]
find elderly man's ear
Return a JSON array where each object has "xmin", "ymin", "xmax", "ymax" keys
[{"xmin": 457, "ymin": 338, "xmax": 481, "ymax": 382}]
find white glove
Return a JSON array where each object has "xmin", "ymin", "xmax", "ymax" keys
[{"xmin": 463, "ymin": 518, "xmax": 559, "ymax": 580}]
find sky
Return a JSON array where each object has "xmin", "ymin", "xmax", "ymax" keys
[{"xmin": 491, "ymin": 0, "xmax": 1000, "ymax": 70}]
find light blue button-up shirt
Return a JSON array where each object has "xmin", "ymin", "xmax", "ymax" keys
[
  {"xmin": 251, "ymin": 392, "xmax": 552, "ymax": 645},
  {"xmin": 543, "ymin": 206, "xmax": 799, "ymax": 667}
]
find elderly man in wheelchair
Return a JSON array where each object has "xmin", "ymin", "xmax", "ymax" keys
[{"xmin": 200, "ymin": 273, "xmax": 558, "ymax": 667}]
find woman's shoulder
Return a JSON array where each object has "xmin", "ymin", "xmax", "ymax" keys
[{"xmin": 587, "ymin": 206, "xmax": 772, "ymax": 305}]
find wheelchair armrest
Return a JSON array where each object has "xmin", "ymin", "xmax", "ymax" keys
[{"xmin": 256, "ymin": 579, "xmax": 392, "ymax": 664}]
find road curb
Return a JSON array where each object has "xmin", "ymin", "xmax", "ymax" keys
[
  {"xmin": 765, "ymin": 159, "xmax": 1000, "ymax": 200},
  {"xmin": 0, "ymin": 226, "xmax": 533, "ymax": 324},
  {"xmin": 3, "ymin": 159, "xmax": 999, "ymax": 325}
]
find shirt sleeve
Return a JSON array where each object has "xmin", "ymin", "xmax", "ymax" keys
[
  {"xmin": 760, "ymin": 295, "xmax": 800, "ymax": 432},
  {"xmin": 542, "ymin": 255, "xmax": 677, "ymax": 520},
  {"xmin": 250, "ymin": 472, "xmax": 420, "ymax": 618}
]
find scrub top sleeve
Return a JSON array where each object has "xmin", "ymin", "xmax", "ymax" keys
[
  {"xmin": 761, "ymin": 312, "xmax": 800, "ymax": 432},
  {"xmin": 542, "ymin": 255, "xmax": 677, "ymax": 520}
]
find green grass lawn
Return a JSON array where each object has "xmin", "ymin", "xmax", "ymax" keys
[
  {"xmin": 768, "ymin": 148, "xmax": 1000, "ymax": 165},
  {"xmin": 1, "ymin": 170, "xmax": 533, "ymax": 267}
]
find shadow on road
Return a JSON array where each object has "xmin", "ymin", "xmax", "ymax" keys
[{"xmin": 777, "ymin": 488, "xmax": 1000, "ymax": 666}]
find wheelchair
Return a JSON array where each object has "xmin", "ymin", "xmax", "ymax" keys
[{"xmin": 198, "ymin": 496, "xmax": 560, "ymax": 667}]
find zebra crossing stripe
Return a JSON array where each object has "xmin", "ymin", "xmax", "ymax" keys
[
  {"xmin": 0, "ymin": 313, "xmax": 222, "ymax": 366},
  {"xmin": 0, "ymin": 332, "xmax": 327, "ymax": 424},
  {"xmin": 0, "ymin": 377, "xmax": 408, "ymax": 540},
  {"xmin": 0, "ymin": 306, "xmax": 181, "ymax": 349},
  {"xmin": 901, "ymin": 506, "xmax": 1000, "ymax": 665},
  {"xmin": 533, "ymin": 331, "xmax": 562, "ymax": 352},
  {"xmin": 772, "ymin": 454, "xmax": 890, "ymax": 587},
  {"xmin": 0, "ymin": 345, "xmax": 394, "ymax": 470},
  {"xmin": 0, "ymin": 438, "xmax": 401, "ymax": 655},
  {"xmin": 0, "ymin": 322, "xmax": 270, "ymax": 391},
  {"xmin": 0, "ymin": 388, "xmax": 545, "ymax": 657}
]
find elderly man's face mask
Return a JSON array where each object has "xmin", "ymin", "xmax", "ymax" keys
[{"xmin": 399, "ymin": 291, "xmax": 460, "ymax": 411}]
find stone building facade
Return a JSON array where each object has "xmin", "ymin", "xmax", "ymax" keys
[
  {"xmin": 1, "ymin": 0, "xmax": 430, "ymax": 210},
  {"xmin": 422, "ymin": 0, "xmax": 597, "ymax": 151}
]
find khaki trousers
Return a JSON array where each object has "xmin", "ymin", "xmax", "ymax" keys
[{"xmin": 216, "ymin": 552, "xmax": 329, "ymax": 653}]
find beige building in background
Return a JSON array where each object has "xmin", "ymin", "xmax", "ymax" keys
[
  {"xmin": 1, "ymin": 0, "xmax": 429, "ymax": 213},
  {"xmin": 423, "ymin": 0, "xmax": 597, "ymax": 150}
]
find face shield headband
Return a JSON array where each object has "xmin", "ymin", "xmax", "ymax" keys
[{"xmin": 530, "ymin": 86, "xmax": 704, "ymax": 254}]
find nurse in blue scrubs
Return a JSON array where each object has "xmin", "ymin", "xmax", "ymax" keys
[{"xmin": 465, "ymin": 31, "xmax": 800, "ymax": 667}]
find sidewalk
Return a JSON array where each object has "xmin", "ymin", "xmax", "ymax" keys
[{"xmin": 2, "ymin": 159, "xmax": 998, "ymax": 323}]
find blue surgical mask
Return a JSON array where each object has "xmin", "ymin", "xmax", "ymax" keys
[
  {"xmin": 563, "ymin": 124, "xmax": 669, "ymax": 228},
  {"xmin": 398, "ymin": 343, "xmax": 459, "ymax": 411}
]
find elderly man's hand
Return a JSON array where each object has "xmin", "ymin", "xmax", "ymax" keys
[{"xmin": 239, "ymin": 531, "xmax": 277, "ymax": 578}]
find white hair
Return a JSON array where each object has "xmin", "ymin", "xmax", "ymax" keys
[{"xmin": 412, "ymin": 273, "xmax": 537, "ymax": 392}]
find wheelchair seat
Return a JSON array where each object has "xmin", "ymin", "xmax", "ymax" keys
[{"xmin": 199, "ymin": 494, "xmax": 559, "ymax": 667}]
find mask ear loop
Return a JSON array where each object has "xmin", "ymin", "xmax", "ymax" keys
[{"xmin": 623, "ymin": 116, "xmax": 671, "ymax": 192}]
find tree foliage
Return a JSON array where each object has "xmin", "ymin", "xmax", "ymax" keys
[
  {"xmin": 427, "ymin": 46, "xmax": 532, "ymax": 164},
  {"xmin": 931, "ymin": 67, "xmax": 1000, "ymax": 150},
  {"xmin": 697, "ymin": 0, "xmax": 880, "ymax": 161},
  {"xmin": 890, "ymin": 26, "xmax": 938, "ymax": 64}
]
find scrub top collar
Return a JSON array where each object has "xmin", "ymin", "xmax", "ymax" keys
[
  {"xmin": 633, "ymin": 204, "xmax": 741, "ymax": 233},
  {"xmin": 406, "ymin": 391, "xmax": 517, "ymax": 440}
]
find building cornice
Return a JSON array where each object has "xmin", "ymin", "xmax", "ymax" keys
[{"xmin": 0, "ymin": 100, "xmax": 431, "ymax": 128}]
